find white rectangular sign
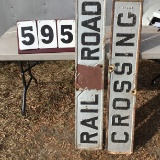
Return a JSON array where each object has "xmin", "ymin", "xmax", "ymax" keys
[
  {"xmin": 37, "ymin": 20, "xmax": 58, "ymax": 49},
  {"xmin": 17, "ymin": 21, "xmax": 39, "ymax": 50},
  {"xmin": 57, "ymin": 20, "xmax": 75, "ymax": 48},
  {"xmin": 107, "ymin": 0, "xmax": 142, "ymax": 154},
  {"xmin": 75, "ymin": 0, "xmax": 106, "ymax": 149},
  {"xmin": 17, "ymin": 20, "xmax": 75, "ymax": 51}
]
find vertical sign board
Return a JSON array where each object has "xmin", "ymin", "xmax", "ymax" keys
[
  {"xmin": 107, "ymin": 0, "xmax": 142, "ymax": 153},
  {"xmin": 75, "ymin": 0, "xmax": 106, "ymax": 149}
]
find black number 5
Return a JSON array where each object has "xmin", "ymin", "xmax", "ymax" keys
[
  {"xmin": 61, "ymin": 25, "xmax": 73, "ymax": 44},
  {"xmin": 21, "ymin": 26, "xmax": 35, "ymax": 45}
]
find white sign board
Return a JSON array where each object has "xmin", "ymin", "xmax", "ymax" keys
[
  {"xmin": 17, "ymin": 21, "xmax": 39, "ymax": 50},
  {"xmin": 57, "ymin": 20, "xmax": 75, "ymax": 48},
  {"xmin": 37, "ymin": 20, "xmax": 58, "ymax": 49},
  {"xmin": 107, "ymin": 0, "xmax": 142, "ymax": 154},
  {"xmin": 75, "ymin": 0, "xmax": 106, "ymax": 149},
  {"xmin": 17, "ymin": 20, "xmax": 75, "ymax": 52}
]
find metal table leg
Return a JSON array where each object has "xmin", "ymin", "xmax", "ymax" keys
[
  {"xmin": 151, "ymin": 29, "xmax": 160, "ymax": 84},
  {"xmin": 151, "ymin": 59, "xmax": 160, "ymax": 86},
  {"xmin": 151, "ymin": 74, "xmax": 160, "ymax": 85},
  {"xmin": 19, "ymin": 61, "xmax": 41, "ymax": 116}
]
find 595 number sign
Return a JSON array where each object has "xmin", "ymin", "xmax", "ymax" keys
[{"xmin": 17, "ymin": 20, "xmax": 75, "ymax": 51}]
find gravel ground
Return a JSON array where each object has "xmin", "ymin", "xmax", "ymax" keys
[{"xmin": 0, "ymin": 60, "xmax": 160, "ymax": 160}]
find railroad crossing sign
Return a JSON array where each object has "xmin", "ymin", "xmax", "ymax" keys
[
  {"xmin": 107, "ymin": 0, "xmax": 142, "ymax": 154},
  {"xmin": 75, "ymin": 0, "xmax": 106, "ymax": 149}
]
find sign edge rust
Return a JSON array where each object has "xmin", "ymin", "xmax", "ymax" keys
[
  {"xmin": 75, "ymin": 0, "xmax": 106, "ymax": 150},
  {"xmin": 106, "ymin": 0, "xmax": 143, "ymax": 154}
]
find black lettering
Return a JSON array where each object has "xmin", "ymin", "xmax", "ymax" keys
[
  {"xmin": 81, "ymin": 132, "xmax": 98, "ymax": 143},
  {"xmin": 112, "ymin": 115, "xmax": 129, "ymax": 126},
  {"xmin": 82, "ymin": 2, "xmax": 101, "ymax": 15},
  {"xmin": 41, "ymin": 25, "xmax": 54, "ymax": 44},
  {"xmin": 113, "ymin": 81, "xmax": 131, "ymax": 92},
  {"xmin": 111, "ymin": 132, "xmax": 129, "ymax": 143},
  {"xmin": 81, "ymin": 48, "xmax": 99, "ymax": 60},
  {"xmin": 115, "ymin": 53, "xmax": 133, "ymax": 57},
  {"xmin": 114, "ymin": 63, "xmax": 132, "ymax": 75},
  {"xmin": 81, "ymin": 94, "xmax": 98, "ymax": 105},
  {"xmin": 81, "ymin": 109, "xmax": 98, "ymax": 113},
  {"xmin": 113, "ymin": 98, "xmax": 130, "ymax": 110},
  {"xmin": 81, "ymin": 116, "xmax": 98, "ymax": 130},
  {"xmin": 61, "ymin": 25, "xmax": 73, "ymax": 44},
  {"xmin": 116, "ymin": 33, "xmax": 135, "ymax": 46},
  {"xmin": 82, "ymin": 33, "xmax": 100, "ymax": 45},
  {"xmin": 21, "ymin": 27, "xmax": 35, "ymax": 45},
  {"xmin": 117, "ymin": 12, "xmax": 136, "ymax": 27},
  {"xmin": 82, "ymin": 16, "xmax": 101, "ymax": 32}
]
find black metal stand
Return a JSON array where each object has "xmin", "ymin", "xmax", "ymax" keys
[
  {"xmin": 151, "ymin": 74, "xmax": 160, "ymax": 85},
  {"xmin": 151, "ymin": 59, "xmax": 160, "ymax": 86},
  {"xmin": 19, "ymin": 61, "xmax": 41, "ymax": 116}
]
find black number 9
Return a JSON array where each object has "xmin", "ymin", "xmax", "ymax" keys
[{"xmin": 41, "ymin": 25, "xmax": 54, "ymax": 44}]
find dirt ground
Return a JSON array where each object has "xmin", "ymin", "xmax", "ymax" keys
[{"xmin": 0, "ymin": 60, "xmax": 160, "ymax": 160}]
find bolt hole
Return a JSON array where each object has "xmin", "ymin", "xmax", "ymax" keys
[
  {"xmin": 109, "ymin": 65, "xmax": 114, "ymax": 72},
  {"xmin": 109, "ymin": 66, "xmax": 113, "ymax": 70},
  {"xmin": 131, "ymin": 89, "xmax": 136, "ymax": 95}
]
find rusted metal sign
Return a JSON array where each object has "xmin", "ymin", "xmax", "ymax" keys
[
  {"xmin": 75, "ymin": 0, "xmax": 106, "ymax": 149},
  {"xmin": 107, "ymin": 0, "xmax": 142, "ymax": 154}
]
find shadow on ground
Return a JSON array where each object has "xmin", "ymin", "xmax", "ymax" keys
[{"xmin": 134, "ymin": 93, "xmax": 160, "ymax": 149}]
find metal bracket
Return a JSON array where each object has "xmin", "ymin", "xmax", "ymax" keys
[{"xmin": 19, "ymin": 61, "xmax": 41, "ymax": 116}]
